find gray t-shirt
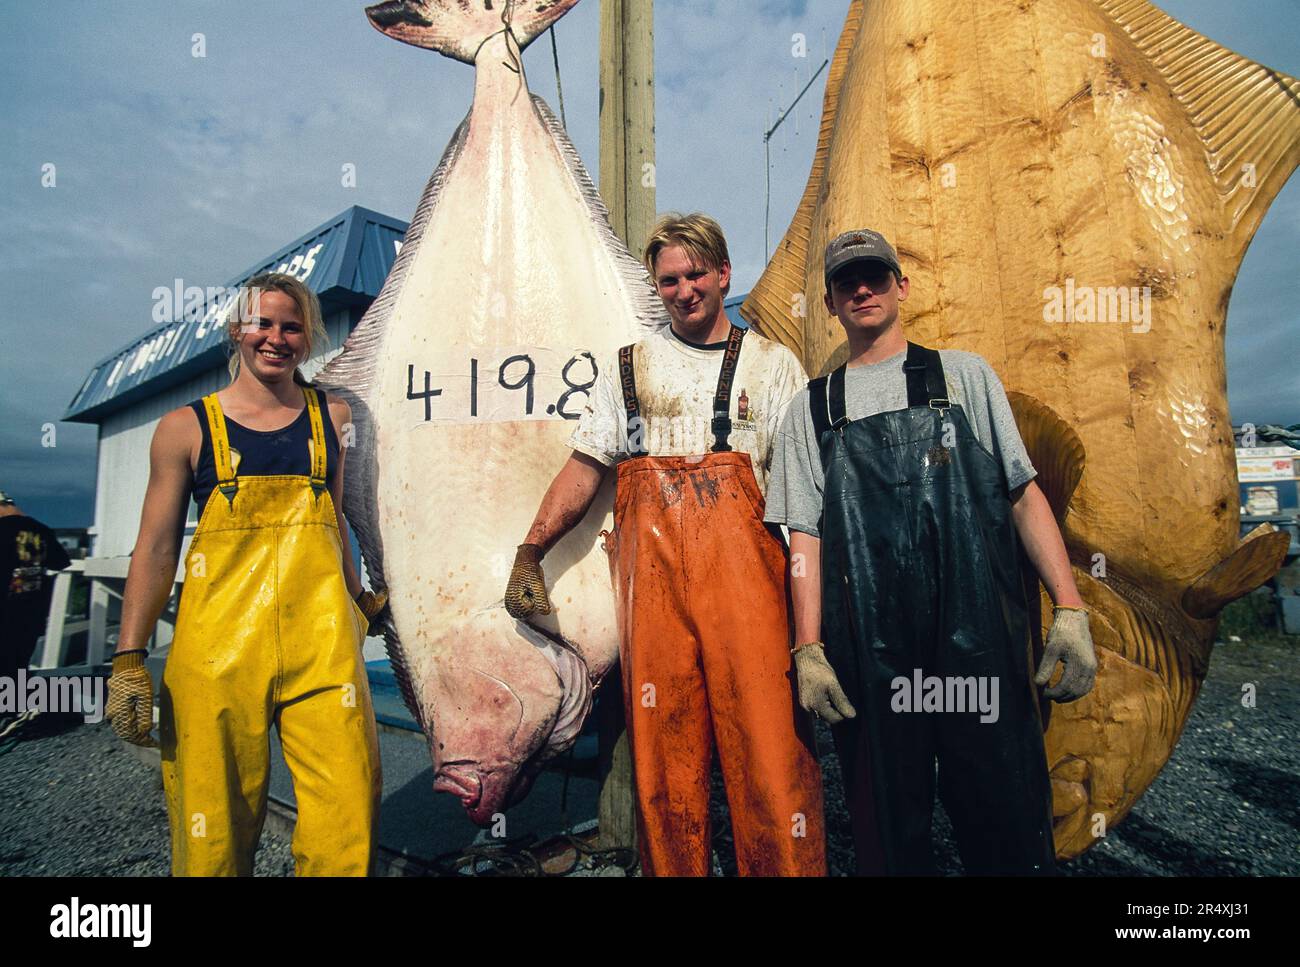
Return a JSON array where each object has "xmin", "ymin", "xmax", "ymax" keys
[{"xmin": 765, "ymin": 348, "xmax": 1036, "ymax": 537}]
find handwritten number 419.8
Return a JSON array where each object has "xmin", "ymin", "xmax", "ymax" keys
[{"xmin": 407, "ymin": 352, "xmax": 598, "ymax": 422}]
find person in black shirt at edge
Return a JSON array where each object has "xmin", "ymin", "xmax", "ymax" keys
[{"xmin": 0, "ymin": 490, "xmax": 72, "ymax": 737}]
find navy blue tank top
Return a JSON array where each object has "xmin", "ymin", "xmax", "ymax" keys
[{"xmin": 189, "ymin": 387, "xmax": 340, "ymax": 512}]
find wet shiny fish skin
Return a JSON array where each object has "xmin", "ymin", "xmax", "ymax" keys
[{"xmin": 317, "ymin": 0, "xmax": 667, "ymax": 824}]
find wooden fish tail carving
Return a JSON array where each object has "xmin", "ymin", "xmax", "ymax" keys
[{"xmin": 742, "ymin": 0, "xmax": 1299, "ymax": 859}]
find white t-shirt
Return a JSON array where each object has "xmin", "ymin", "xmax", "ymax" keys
[{"xmin": 567, "ymin": 325, "xmax": 808, "ymax": 496}]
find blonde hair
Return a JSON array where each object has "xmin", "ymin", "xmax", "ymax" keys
[
  {"xmin": 225, "ymin": 273, "xmax": 328, "ymax": 386},
  {"xmin": 643, "ymin": 213, "xmax": 731, "ymax": 295}
]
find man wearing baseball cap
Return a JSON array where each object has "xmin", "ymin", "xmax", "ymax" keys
[{"xmin": 766, "ymin": 229, "xmax": 1097, "ymax": 875}]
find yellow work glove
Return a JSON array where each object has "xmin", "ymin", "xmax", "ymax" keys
[
  {"xmin": 353, "ymin": 582, "xmax": 387, "ymax": 634},
  {"xmin": 504, "ymin": 543, "xmax": 551, "ymax": 621},
  {"xmin": 792, "ymin": 642, "xmax": 857, "ymax": 725},
  {"xmin": 105, "ymin": 651, "xmax": 158, "ymax": 748},
  {"xmin": 1034, "ymin": 606, "xmax": 1098, "ymax": 702}
]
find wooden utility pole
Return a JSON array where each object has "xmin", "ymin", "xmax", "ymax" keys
[
  {"xmin": 597, "ymin": 0, "xmax": 654, "ymax": 851},
  {"xmin": 600, "ymin": 0, "xmax": 656, "ymax": 260}
]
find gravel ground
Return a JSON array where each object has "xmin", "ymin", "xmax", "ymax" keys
[
  {"xmin": 2, "ymin": 626, "xmax": 1295, "ymax": 877},
  {"xmin": 1057, "ymin": 632, "xmax": 1299, "ymax": 876},
  {"xmin": 710, "ymin": 629, "xmax": 1300, "ymax": 876},
  {"xmin": 0, "ymin": 716, "xmax": 295, "ymax": 876}
]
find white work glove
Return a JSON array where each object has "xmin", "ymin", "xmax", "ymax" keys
[
  {"xmin": 793, "ymin": 643, "xmax": 857, "ymax": 725},
  {"xmin": 1034, "ymin": 606, "xmax": 1098, "ymax": 702}
]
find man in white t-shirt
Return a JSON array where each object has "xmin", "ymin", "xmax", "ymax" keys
[{"xmin": 503, "ymin": 213, "xmax": 826, "ymax": 877}]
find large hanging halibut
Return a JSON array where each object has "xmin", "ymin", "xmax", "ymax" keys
[{"xmin": 317, "ymin": 0, "xmax": 666, "ymax": 825}]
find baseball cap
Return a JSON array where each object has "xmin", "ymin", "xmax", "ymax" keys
[{"xmin": 824, "ymin": 229, "xmax": 902, "ymax": 287}]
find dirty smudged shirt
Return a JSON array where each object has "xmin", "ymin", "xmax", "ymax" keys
[
  {"xmin": 568, "ymin": 325, "xmax": 808, "ymax": 497},
  {"xmin": 765, "ymin": 348, "xmax": 1037, "ymax": 538}
]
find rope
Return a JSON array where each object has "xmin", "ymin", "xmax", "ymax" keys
[
  {"xmin": 0, "ymin": 708, "xmax": 40, "ymax": 740},
  {"xmin": 432, "ymin": 829, "xmax": 638, "ymax": 878},
  {"xmin": 549, "ymin": 25, "xmax": 568, "ymax": 130},
  {"xmin": 0, "ymin": 708, "xmax": 41, "ymax": 756}
]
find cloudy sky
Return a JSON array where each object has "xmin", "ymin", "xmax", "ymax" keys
[{"xmin": 1, "ymin": 0, "xmax": 1297, "ymax": 527}]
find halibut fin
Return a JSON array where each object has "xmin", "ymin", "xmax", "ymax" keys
[
  {"xmin": 531, "ymin": 94, "xmax": 667, "ymax": 337},
  {"xmin": 1182, "ymin": 524, "xmax": 1290, "ymax": 619},
  {"xmin": 366, "ymin": 0, "xmax": 578, "ymax": 64},
  {"xmin": 1098, "ymin": 0, "xmax": 1300, "ymax": 253},
  {"xmin": 315, "ymin": 115, "xmax": 473, "ymax": 736},
  {"xmin": 316, "ymin": 113, "xmax": 472, "ymax": 576}
]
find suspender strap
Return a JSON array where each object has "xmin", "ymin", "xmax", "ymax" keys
[
  {"xmin": 809, "ymin": 376, "xmax": 830, "ymax": 438},
  {"xmin": 903, "ymin": 342, "xmax": 950, "ymax": 410},
  {"xmin": 808, "ymin": 363, "xmax": 850, "ymax": 440},
  {"xmin": 828, "ymin": 365, "xmax": 848, "ymax": 429},
  {"xmin": 201, "ymin": 394, "xmax": 239, "ymax": 508},
  {"xmin": 810, "ymin": 345, "xmax": 945, "ymax": 447},
  {"xmin": 710, "ymin": 325, "xmax": 747, "ymax": 453},
  {"xmin": 617, "ymin": 344, "xmax": 648, "ymax": 456},
  {"xmin": 304, "ymin": 387, "xmax": 328, "ymax": 500}
]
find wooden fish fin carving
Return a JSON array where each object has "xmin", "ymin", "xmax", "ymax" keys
[
  {"xmin": 1098, "ymin": 0, "xmax": 1300, "ymax": 251},
  {"xmin": 738, "ymin": 0, "xmax": 864, "ymax": 363},
  {"xmin": 1008, "ymin": 391, "xmax": 1086, "ymax": 710},
  {"xmin": 1182, "ymin": 523, "xmax": 1292, "ymax": 619},
  {"xmin": 1006, "ymin": 392, "xmax": 1086, "ymax": 524}
]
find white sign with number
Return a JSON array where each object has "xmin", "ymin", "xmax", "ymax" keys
[{"xmin": 400, "ymin": 346, "xmax": 599, "ymax": 427}]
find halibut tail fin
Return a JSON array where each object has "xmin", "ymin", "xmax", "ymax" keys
[
  {"xmin": 1099, "ymin": 0, "xmax": 1300, "ymax": 257},
  {"xmin": 366, "ymin": 0, "xmax": 578, "ymax": 64}
]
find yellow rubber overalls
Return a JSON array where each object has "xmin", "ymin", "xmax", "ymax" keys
[{"xmin": 159, "ymin": 388, "xmax": 381, "ymax": 876}]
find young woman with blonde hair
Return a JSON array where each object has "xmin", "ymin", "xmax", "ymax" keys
[{"xmin": 107, "ymin": 273, "xmax": 386, "ymax": 876}]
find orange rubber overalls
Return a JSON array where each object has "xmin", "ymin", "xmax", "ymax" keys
[
  {"xmin": 159, "ymin": 388, "xmax": 381, "ymax": 876},
  {"xmin": 606, "ymin": 325, "xmax": 826, "ymax": 876}
]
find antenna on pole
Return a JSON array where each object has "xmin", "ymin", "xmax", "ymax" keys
[{"xmin": 763, "ymin": 58, "xmax": 828, "ymax": 262}]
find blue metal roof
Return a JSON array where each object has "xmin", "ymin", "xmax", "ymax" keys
[
  {"xmin": 64, "ymin": 206, "xmax": 407, "ymax": 423},
  {"xmin": 724, "ymin": 294, "xmax": 751, "ymax": 329}
]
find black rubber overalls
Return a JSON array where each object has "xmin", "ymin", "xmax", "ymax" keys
[{"xmin": 812, "ymin": 342, "xmax": 1055, "ymax": 875}]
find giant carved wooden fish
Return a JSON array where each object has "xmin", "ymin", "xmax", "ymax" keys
[
  {"xmin": 742, "ymin": 0, "xmax": 1297, "ymax": 858},
  {"xmin": 317, "ymin": 0, "xmax": 665, "ymax": 824}
]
